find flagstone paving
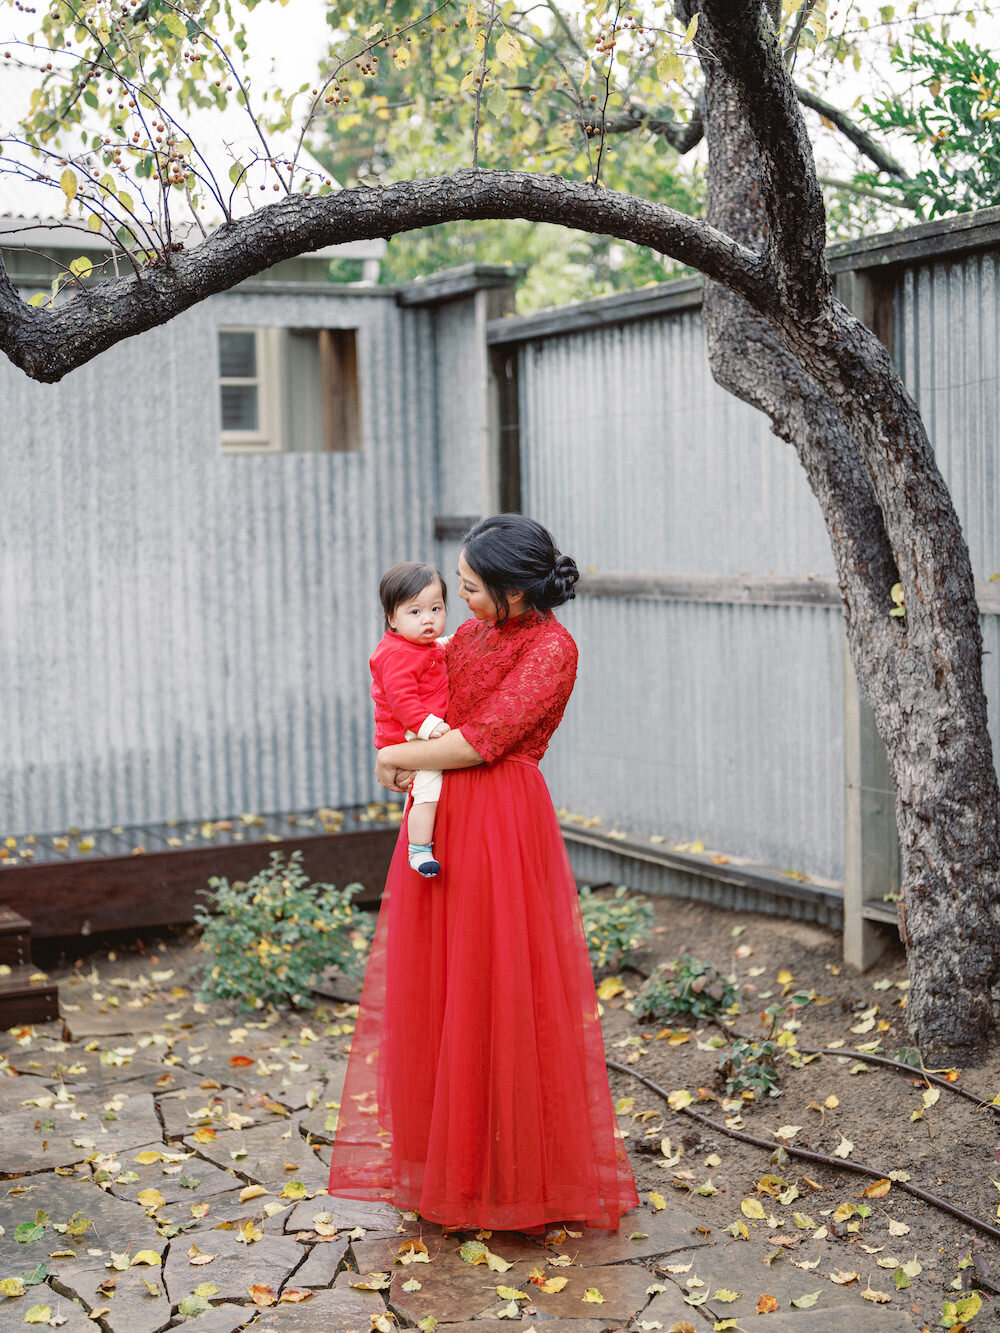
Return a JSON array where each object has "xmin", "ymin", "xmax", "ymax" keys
[{"xmin": 0, "ymin": 957, "xmax": 923, "ymax": 1330}]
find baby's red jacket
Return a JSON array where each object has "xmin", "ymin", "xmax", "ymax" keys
[{"xmin": 370, "ymin": 630, "xmax": 449, "ymax": 748}]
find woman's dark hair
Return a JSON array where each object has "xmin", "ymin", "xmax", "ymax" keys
[
  {"xmin": 462, "ymin": 514, "xmax": 578, "ymax": 622},
  {"xmin": 379, "ymin": 561, "xmax": 446, "ymax": 628}
]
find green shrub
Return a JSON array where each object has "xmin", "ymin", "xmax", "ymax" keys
[
  {"xmin": 720, "ymin": 1038, "xmax": 782, "ymax": 1098},
  {"xmin": 194, "ymin": 851, "xmax": 373, "ymax": 1009},
  {"xmin": 634, "ymin": 954, "xmax": 739, "ymax": 1023},
  {"xmin": 578, "ymin": 885, "xmax": 654, "ymax": 971}
]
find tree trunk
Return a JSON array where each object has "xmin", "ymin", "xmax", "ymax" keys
[{"xmin": 690, "ymin": 0, "xmax": 1000, "ymax": 1055}]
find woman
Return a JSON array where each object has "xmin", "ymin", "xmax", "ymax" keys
[{"xmin": 327, "ymin": 514, "xmax": 638, "ymax": 1231}]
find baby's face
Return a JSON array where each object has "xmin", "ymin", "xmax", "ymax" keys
[{"xmin": 388, "ymin": 580, "xmax": 447, "ymax": 645}]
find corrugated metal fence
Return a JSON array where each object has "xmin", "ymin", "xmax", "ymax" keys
[{"xmin": 488, "ymin": 217, "xmax": 1000, "ymax": 934}]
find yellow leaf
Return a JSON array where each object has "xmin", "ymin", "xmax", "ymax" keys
[
  {"xmin": 828, "ymin": 1269, "xmax": 859, "ymax": 1285},
  {"xmin": 496, "ymin": 1285, "xmax": 528, "ymax": 1300},
  {"xmin": 740, "ymin": 1197, "xmax": 766, "ymax": 1219},
  {"xmin": 713, "ymin": 1288, "xmax": 741, "ymax": 1302},
  {"xmin": 192, "ymin": 1127, "xmax": 216, "ymax": 1143},
  {"xmin": 137, "ymin": 1188, "xmax": 165, "ymax": 1210},
  {"xmin": 496, "ymin": 31, "xmax": 521, "ymax": 66},
  {"xmin": 465, "ymin": 0, "xmax": 477, "ymax": 29},
  {"xmin": 582, "ymin": 1287, "xmax": 605, "ymax": 1303},
  {"xmin": 24, "ymin": 1306, "xmax": 53, "ymax": 1324},
  {"xmin": 279, "ymin": 1181, "xmax": 308, "ymax": 1199},
  {"xmin": 60, "ymin": 168, "xmax": 78, "ymax": 202},
  {"xmin": 392, "ymin": 46, "xmax": 409, "ymax": 68},
  {"xmin": 540, "ymin": 1275, "xmax": 568, "ymax": 1293},
  {"xmin": 656, "ymin": 51, "xmax": 685, "ymax": 85},
  {"xmin": 861, "ymin": 1282, "xmax": 892, "ymax": 1303},
  {"xmin": 862, "ymin": 1179, "xmax": 892, "ymax": 1198},
  {"xmin": 131, "ymin": 1250, "xmax": 162, "ymax": 1266},
  {"xmin": 187, "ymin": 1244, "xmax": 216, "ymax": 1265},
  {"xmin": 239, "ymin": 1185, "xmax": 269, "ymax": 1202},
  {"xmin": 683, "ymin": 12, "xmax": 699, "ymax": 41},
  {"xmin": 667, "ymin": 1089, "xmax": 692, "ymax": 1110},
  {"xmin": 649, "ymin": 1191, "xmax": 667, "ymax": 1212},
  {"xmin": 887, "ymin": 1217, "xmax": 910, "ymax": 1236},
  {"xmin": 615, "ymin": 1097, "xmax": 635, "ymax": 1114},
  {"xmin": 597, "ymin": 976, "xmax": 625, "ymax": 1000},
  {"xmin": 0, "ymin": 1278, "xmax": 25, "ymax": 1296},
  {"xmin": 134, "ymin": 1151, "xmax": 164, "ymax": 1164},
  {"xmin": 776, "ymin": 969, "xmax": 793, "ymax": 984},
  {"xmin": 833, "ymin": 1135, "xmax": 853, "ymax": 1158}
]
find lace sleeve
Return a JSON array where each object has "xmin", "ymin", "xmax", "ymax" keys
[{"xmin": 458, "ymin": 629, "xmax": 577, "ymax": 764}]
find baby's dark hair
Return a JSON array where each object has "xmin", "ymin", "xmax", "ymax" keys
[
  {"xmin": 379, "ymin": 561, "xmax": 447, "ymax": 628},
  {"xmin": 462, "ymin": 514, "xmax": 579, "ymax": 623}
]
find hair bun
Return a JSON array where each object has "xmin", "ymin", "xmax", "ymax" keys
[{"xmin": 540, "ymin": 553, "xmax": 579, "ymax": 609}]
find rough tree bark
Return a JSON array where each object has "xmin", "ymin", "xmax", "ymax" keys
[
  {"xmin": 686, "ymin": 0, "xmax": 1000, "ymax": 1054},
  {"xmin": 0, "ymin": 0, "xmax": 997, "ymax": 1050}
]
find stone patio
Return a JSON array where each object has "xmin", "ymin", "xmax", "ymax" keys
[{"xmin": 0, "ymin": 958, "xmax": 924, "ymax": 1331}]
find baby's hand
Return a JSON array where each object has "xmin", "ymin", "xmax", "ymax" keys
[{"xmin": 429, "ymin": 722, "xmax": 451, "ymax": 739}]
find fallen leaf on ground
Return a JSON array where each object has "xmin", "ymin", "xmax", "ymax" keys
[
  {"xmin": 833, "ymin": 1136, "xmax": 853, "ymax": 1158},
  {"xmin": 582, "ymin": 1287, "xmax": 605, "ymax": 1303},
  {"xmin": 756, "ymin": 1293, "xmax": 779, "ymax": 1313}
]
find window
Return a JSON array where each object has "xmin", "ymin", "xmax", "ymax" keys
[
  {"xmin": 218, "ymin": 327, "xmax": 281, "ymax": 452},
  {"xmin": 219, "ymin": 326, "xmax": 362, "ymax": 454}
]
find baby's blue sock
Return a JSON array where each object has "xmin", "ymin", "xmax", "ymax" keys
[{"xmin": 408, "ymin": 842, "xmax": 440, "ymax": 877}]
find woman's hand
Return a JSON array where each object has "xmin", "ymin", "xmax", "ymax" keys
[{"xmin": 376, "ymin": 750, "xmax": 415, "ymax": 792}]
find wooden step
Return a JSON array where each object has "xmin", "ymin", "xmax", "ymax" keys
[
  {"xmin": 0, "ymin": 905, "xmax": 31, "ymax": 968},
  {"xmin": 0, "ymin": 965, "xmax": 59, "ymax": 1027}
]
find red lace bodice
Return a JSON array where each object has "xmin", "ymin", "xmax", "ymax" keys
[{"xmin": 445, "ymin": 609, "xmax": 578, "ymax": 764}]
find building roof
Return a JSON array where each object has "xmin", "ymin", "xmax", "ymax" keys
[{"xmin": 0, "ymin": 61, "xmax": 384, "ymax": 263}]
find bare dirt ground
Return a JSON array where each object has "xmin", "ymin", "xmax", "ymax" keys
[{"xmin": 602, "ymin": 893, "xmax": 1000, "ymax": 1330}]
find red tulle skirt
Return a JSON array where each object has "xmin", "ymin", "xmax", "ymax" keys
[{"xmin": 327, "ymin": 756, "xmax": 639, "ymax": 1231}]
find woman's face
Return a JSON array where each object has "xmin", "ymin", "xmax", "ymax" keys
[
  {"xmin": 457, "ymin": 553, "xmax": 498, "ymax": 620},
  {"xmin": 458, "ymin": 553, "xmax": 526, "ymax": 621}
]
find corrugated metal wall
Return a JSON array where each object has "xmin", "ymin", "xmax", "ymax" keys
[
  {"xmin": 517, "ymin": 310, "xmax": 844, "ymax": 880},
  {"xmin": 514, "ymin": 247, "xmax": 1000, "ymax": 888},
  {"xmin": 896, "ymin": 254, "xmax": 1000, "ymax": 770},
  {"xmin": 0, "ymin": 287, "xmax": 452, "ymax": 833}
]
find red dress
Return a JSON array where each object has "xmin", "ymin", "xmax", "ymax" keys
[{"xmin": 327, "ymin": 609, "xmax": 639, "ymax": 1231}]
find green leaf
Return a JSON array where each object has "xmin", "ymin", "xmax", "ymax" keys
[
  {"xmin": 15, "ymin": 1223, "xmax": 45, "ymax": 1243},
  {"xmin": 791, "ymin": 1291, "xmax": 821, "ymax": 1308},
  {"xmin": 163, "ymin": 13, "xmax": 186, "ymax": 36},
  {"xmin": 229, "ymin": 161, "xmax": 245, "ymax": 185},
  {"xmin": 22, "ymin": 1263, "xmax": 48, "ymax": 1285},
  {"xmin": 178, "ymin": 1294, "xmax": 211, "ymax": 1316}
]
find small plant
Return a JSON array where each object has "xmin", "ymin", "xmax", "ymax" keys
[
  {"xmin": 634, "ymin": 954, "xmax": 739, "ymax": 1023},
  {"xmin": 720, "ymin": 1038, "xmax": 782, "ymax": 1098},
  {"xmin": 578, "ymin": 885, "xmax": 654, "ymax": 972},
  {"xmin": 194, "ymin": 850, "xmax": 373, "ymax": 1009}
]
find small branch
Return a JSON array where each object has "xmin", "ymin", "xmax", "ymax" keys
[
  {"xmin": 472, "ymin": 0, "xmax": 500, "ymax": 169},
  {"xmin": 607, "ymin": 1058, "xmax": 1000, "ymax": 1245},
  {"xmin": 819, "ymin": 175, "xmax": 920, "ymax": 210},
  {"xmin": 594, "ymin": 1, "xmax": 626, "ymax": 186},
  {"xmin": 795, "ymin": 84, "xmax": 911, "ymax": 179}
]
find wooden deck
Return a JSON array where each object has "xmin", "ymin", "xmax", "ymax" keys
[{"xmin": 0, "ymin": 805, "xmax": 402, "ymax": 940}]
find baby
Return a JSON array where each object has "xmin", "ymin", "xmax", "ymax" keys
[{"xmin": 369, "ymin": 562, "xmax": 449, "ymax": 876}]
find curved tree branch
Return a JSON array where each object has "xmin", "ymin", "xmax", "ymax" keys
[
  {"xmin": 795, "ymin": 83, "xmax": 911, "ymax": 179},
  {"xmin": 0, "ymin": 169, "xmax": 773, "ymax": 383}
]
